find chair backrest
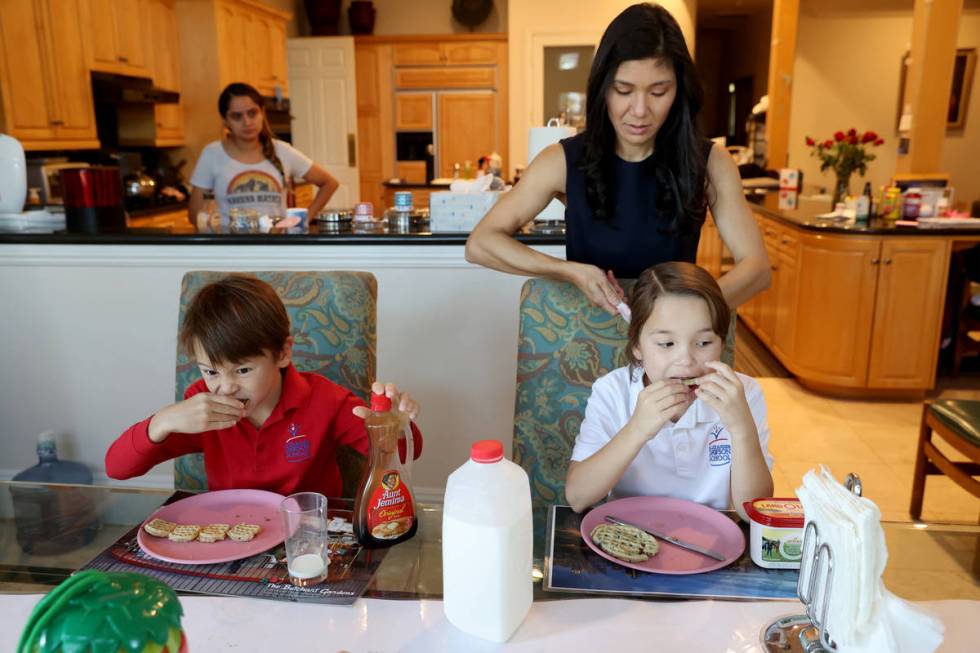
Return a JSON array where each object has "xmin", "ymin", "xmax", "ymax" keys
[
  {"xmin": 512, "ymin": 278, "xmax": 735, "ymax": 512},
  {"xmin": 173, "ymin": 271, "xmax": 378, "ymax": 492}
]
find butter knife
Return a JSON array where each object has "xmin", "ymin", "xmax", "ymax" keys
[{"xmin": 604, "ymin": 515, "xmax": 726, "ymax": 561}]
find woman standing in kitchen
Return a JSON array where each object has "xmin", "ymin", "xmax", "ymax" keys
[
  {"xmin": 187, "ymin": 83, "xmax": 339, "ymax": 223},
  {"xmin": 465, "ymin": 3, "xmax": 770, "ymax": 312}
]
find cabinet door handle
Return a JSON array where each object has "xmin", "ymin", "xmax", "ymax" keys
[
  {"xmin": 118, "ymin": 56, "xmax": 129, "ymax": 63},
  {"xmin": 347, "ymin": 133, "xmax": 357, "ymax": 167},
  {"xmin": 49, "ymin": 119, "xmax": 64, "ymax": 126},
  {"xmin": 871, "ymin": 258, "xmax": 880, "ymax": 264},
  {"xmin": 883, "ymin": 258, "xmax": 892, "ymax": 265}
]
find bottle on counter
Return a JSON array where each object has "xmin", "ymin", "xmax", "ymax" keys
[
  {"xmin": 442, "ymin": 439, "xmax": 533, "ymax": 643},
  {"xmin": 452, "ymin": 162, "xmax": 461, "ymax": 180},
  {"xmin": 861, "ymin": 182, "xmax": 873, "ymax": 221},
  {"xmin": 881, "ymin": 186, "xmax": 902, "ymax": 221},
  {"xmin": 353, "ymin": 391, "xmax": 417, "ymax": 548}
]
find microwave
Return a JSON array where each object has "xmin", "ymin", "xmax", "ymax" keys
[{"xmin": 26, "ymin": 161, "xmax": 91, "ymax": 204}]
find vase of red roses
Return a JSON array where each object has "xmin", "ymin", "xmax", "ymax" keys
[{"xmin": 805, "ymin": 129, "xmax": 885, "ymax": 206}]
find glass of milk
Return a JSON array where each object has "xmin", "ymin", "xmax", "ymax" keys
[{"xmin": 279, "ymin": 492, "xmax": 330, "ymax": 586}]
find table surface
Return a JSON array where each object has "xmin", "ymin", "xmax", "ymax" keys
[
  {"xmin": 2, "ymin": 481, "xmax": 979, "ymax": 651},
  {"xmin": 2, "ymin": 481, "xmax": 977, "ymax": 602}
]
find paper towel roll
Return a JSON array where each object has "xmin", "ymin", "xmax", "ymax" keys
[
  {"xmin": 528, "ymin": 124, "xmax": 576, "ymax": 163},
  {"xmin": 529, "ymin": 122, "xmax": 575, "ymax": 222}
]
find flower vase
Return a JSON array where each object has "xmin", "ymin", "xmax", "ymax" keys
[{"xmin": 832, "ymin": 172, "xmax": 851, "ymax": 207}]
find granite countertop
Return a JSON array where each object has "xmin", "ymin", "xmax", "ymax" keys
[
  {"xmin": 0, "ymin": 219, "xmax": 565, "ymax": 245},
  {"xmin": 748, "ymin": 193, "xmax": 980, "ymax": 236}
]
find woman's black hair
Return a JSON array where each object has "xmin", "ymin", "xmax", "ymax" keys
[
  {"xmin": 581, "ymin": 3, "xmax": 708, "ymax": 233},
  {"xmin": 217, "ymin": 83, "xmax": 287, "ymax": 186}
]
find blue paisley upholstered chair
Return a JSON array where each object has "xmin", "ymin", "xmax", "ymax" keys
[
  {"xmin": 513, "ymin": 278, "xmax": 735, "ymax": 517},
  {"xmin": 174, "ymin": 271, "xmax": 377, "ymax": 497}
]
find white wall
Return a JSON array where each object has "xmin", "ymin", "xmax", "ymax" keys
[
  {"xmin": 0, "ymin": 243, "xmax": 562, "ymax": 498},
  {"xmin": 788, "ymin": 8, "xmax": 980, "ymax": 206},
  {"xmin": 508, "ymin": 0, "xmax": 698, "ymax": 177}
]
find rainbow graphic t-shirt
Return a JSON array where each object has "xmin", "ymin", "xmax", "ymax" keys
[{"xmin": 190, "ymin": 139, "xmax": 313, "ymax": 220}]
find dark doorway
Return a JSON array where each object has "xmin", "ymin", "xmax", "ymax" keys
[{"xmin": 727, "ymin": 76, "xmax": 754, "ymax": 145}]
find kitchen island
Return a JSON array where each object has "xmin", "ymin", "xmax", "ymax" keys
[
  {"xmin": 0, "ymin": 222, "xmax": 563, "ymax": 497},
  {"xmin": 734, "ymin": 193, "xmax": 980, "ymax": 397}
]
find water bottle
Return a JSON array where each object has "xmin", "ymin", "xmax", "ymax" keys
[
  {"xmin": 442, "ymin": 440, "xmax": 533, "ymax": 642},
  {"xmin": 11, "ymin": 431, "xmax": 99, "ymax": 554}
]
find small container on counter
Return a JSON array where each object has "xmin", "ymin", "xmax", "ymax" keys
[
  {"xmin": 903, "ymin": 187, "xmax": 923, "ymax": 220},
  {"xmin": 743, "ymin": 497, "xmax": 804, "ymax": 569}
]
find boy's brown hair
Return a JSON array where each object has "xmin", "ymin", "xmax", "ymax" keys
[
  {"xmin": 179, "ymin": 275, "xmax": 290, "ymax": 365},
  {"xmin": 625, "ymin": 262, "xmax": 730, "ymax": 368}
]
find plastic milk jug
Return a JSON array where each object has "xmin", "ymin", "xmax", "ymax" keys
[{"xmin": 442, "ymin": 440, "xmax": 533, "ymax": 642}]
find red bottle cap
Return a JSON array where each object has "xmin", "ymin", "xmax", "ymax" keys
[
  {"xmin": 470, "ymin": 440, "xmax": 503, "ymax": 463},
  {"xmin": 370, "ymin": 392, "xmax": 391, "ymax": 412}
]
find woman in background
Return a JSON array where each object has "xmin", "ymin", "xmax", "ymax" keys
[
  {"xmin": 188, "ymin": 83, "xmax": 338, "ymax": 222},
  {"xmin": 465, "ymin": 3, "xmax": 769, "ymax": 313}
]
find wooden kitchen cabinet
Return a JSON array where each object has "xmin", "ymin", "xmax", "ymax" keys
[
  {"xmin": 212, "ymin": 0, "xmax": 289, "ymax": 96},
  {"xmin": 866, "ymin": 238, "xmax": 949, "ymax": 389},
  {"xmin": 738, "ymin": 209, "xmax": 956, "ymax": 395},
  {"xmin": 84, "ymin": 0, "xmax": 151, "ymax": 76},
  {"xmin": 437, "ymin": 92, "xmax": 499, "ymax": 179},
  {"xmin": 792, "ymin": 233, "xmax": 880, "ymax": 388},
  {"xmin": 353, "ymin": 41, "xmax": 394, "ymax": 211},
  {"xmin": 148, "ymin": 0, "xmax": 184, "ymax": 145},
  {"xmin": 395, "ymin": 93, "xmax": 433, "ymax": 131},
  {"xmin": 0, "ymin": 0, "xmax": 99, "ymax": 149},
  {"xmin": 354, "ymin": 34, "xmax": 507, "ymax": 195},
  {"xmin": 393, "ymin": 40, "xmax": 498, "ymax": 66}
]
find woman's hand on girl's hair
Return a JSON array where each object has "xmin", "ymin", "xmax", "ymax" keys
[
  {"xmin": 628, "ymin": 379, "xmax": 690, "ymax": 440},
  {"xmin": 695, "ymin": 361, "xmax": 753, "ymax": 433},
  {"xmin": 352, "ymin": 381, "xmax": 420, "ymax": 421},
  {"xmin": 567, "ymin": 262, "xmax": 623, "ymax": 315}
]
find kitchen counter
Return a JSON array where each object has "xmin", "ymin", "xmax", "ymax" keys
[
  {"xmin": 0, "ymin": 221, "xmax": 564, "ymax": 245},
  {"xmin": 747, "ymin": 192, "xmax": 980, "ymax": 235}
]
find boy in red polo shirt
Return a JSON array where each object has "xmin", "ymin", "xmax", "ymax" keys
[{"xmin": 105, "ymin": 275, "xmax": 422, "ymax": 498}]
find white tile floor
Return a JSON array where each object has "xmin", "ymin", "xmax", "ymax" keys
[{"xmin": 759, "ymin": 377, "xmax": 980, "ymax": 523}]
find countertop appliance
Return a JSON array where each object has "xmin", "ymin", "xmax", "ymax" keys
[
  {"xmin": 61, "ymin": 166, "xmax": 126, "ymax": 233},
  {"xmin": 26, "ymin": 161, "xmax": 91, "ymax": 204},
  {"xmin": 0, "ymin": 133, "xmax": 27, "ymax": 214}
]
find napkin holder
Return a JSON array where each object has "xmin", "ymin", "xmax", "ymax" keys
[{"xmin": 761, "ymin": 472, "xmax": 862, "ymax": 653}]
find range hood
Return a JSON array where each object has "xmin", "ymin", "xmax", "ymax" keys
[{"xmin": 92, "ymin": 72, "xmax": 179, "ymax": 104}]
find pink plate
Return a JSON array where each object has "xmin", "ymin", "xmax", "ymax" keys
[
  {"xmin": 580, "ymin": 496, "xmax": 745, "ymax": 574},
  {"xmin": 137, "ymin": 489, "xmax": 286, "ymax": 564}
]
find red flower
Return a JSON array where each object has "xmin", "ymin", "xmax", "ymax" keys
[
  {"xmin": 874, "ymin": 138, "xmax": 885, "ymax": 146},
  {"xmin": 834, "ymin": 131, "xmax": 845, "ymax": 142},
  {"xmin": 861, "ymin": 131, "xmax": 877, "ymax": 143},
  {"xmin": 847, "ymin": 128, "xmax": 857, "ymax": 137},
  {"xmin": 806, "ymin": 136, "xmax": 816, "ymax": 146},
  {"xmin": 848, "ymin": 133, "xmax": 858, "ymax": 144},
  {"xmin": 824, "ymin": 139, "xmax": 834, "ymax": 148}
]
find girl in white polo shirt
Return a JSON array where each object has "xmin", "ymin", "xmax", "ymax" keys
[{"xmin": 566, "ymin": 262, "xmax": 774, "ymax": 520}]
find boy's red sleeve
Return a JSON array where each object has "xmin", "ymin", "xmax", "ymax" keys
[
  {"xmin": 105, "ymin": 381, "xmax": 209, "ymax": 480},
  {"xmin": 104, "ymin": 416, "xmax": 205, "ymax": 480}
]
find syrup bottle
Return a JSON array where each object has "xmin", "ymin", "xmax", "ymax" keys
[{"xmin": 353, "ymin": 391, "xmax": 417, "ymax": 548}]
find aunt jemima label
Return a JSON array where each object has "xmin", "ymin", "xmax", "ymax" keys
[{"xmin": 367, "ymin": 471, "xmax": 415, "ymax": 540}]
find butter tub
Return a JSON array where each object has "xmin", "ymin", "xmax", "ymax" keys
[{"xmin": 743, "ymin": 497, "xmax": 804, "ymax": 569}]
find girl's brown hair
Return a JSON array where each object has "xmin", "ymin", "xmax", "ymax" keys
[
  {"xmin": 180, "ymin": 275, "xmax": 290, "ymax": 366},
  {"xmin": 218, "ymin": 83, "xmax": 288, "ymax": 189},
  {"xmin": 625, "ymin": 261, "xmax": 730, "ymax": 368}
]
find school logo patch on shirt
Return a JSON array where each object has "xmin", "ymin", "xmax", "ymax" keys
[
  {"xmin": 284, "ymin": 423, "xmax": 311, "ymax": 463},
  {"xmin": 707, "ymin": 424, "xmax": 732, "ymax": 467}
]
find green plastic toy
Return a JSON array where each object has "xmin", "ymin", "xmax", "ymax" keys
[{"xmin": 17, "ymin": 570, "xmax": 186, "ymax": 653}]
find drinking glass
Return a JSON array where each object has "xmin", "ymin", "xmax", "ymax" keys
[{"xmin": 279, "ymin": 492, "xmax": 329, "ymax": 586}]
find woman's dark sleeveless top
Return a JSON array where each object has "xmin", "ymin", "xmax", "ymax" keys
[{"xmin": 560, "ymin": 132, "xmax": 712, "ymax": 279}]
